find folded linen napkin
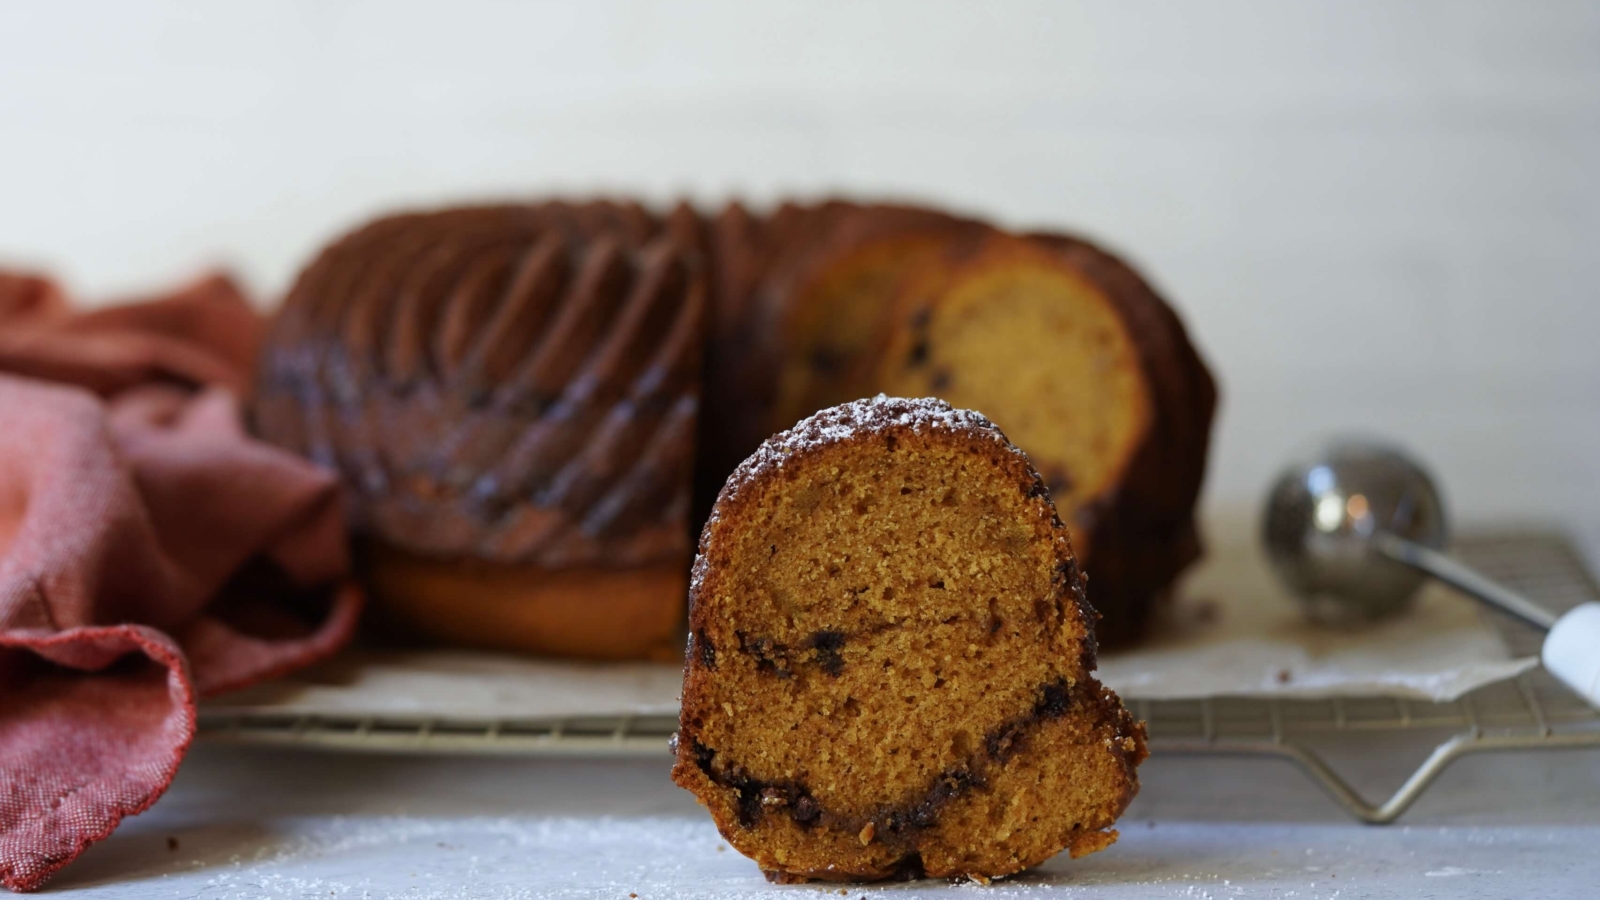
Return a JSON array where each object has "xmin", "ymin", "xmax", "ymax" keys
[{"xmin": 0, "ymin": 271, "xmax": 361, "ymax": 892}]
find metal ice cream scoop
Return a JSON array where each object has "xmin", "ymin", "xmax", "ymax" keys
[{"xmin": 1262, "ymin": 439, "xmax": 1600, "ymax": 708}]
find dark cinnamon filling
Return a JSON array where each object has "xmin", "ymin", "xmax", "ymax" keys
[
  {"xmin": 730, "ymin": 629, "xmax": 847, "ymax": 678},
  {"xmin": 810, "ymin": 630, "xmax": 846, "ymax": 676},
  {"xmin": 687, "ymin": 677, "xmax": 1082, "ymax": 840},
  {"xmin": 691, "ymin": 629, "xmax": 717, "ymax": 670}
]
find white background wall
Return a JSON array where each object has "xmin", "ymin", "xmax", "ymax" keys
[{"xmin": 2, "ymin": 0, "xmax": 1597, "ymax": 537}]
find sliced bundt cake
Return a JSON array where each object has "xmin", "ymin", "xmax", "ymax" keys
[
  {"xmin": 673, "ymin": 396, "xmax": 1147, "ymax": 883},
  {"xmin": 256, "ymin": 197, "xmax": 1215, "ymax": 657}
]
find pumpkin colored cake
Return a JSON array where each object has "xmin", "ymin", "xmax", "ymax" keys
[{"xmin": 672, "ymin": 396, "xmax": 1147, "ymax": 883}]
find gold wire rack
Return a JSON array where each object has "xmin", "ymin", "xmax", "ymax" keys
[{"xmin": 197, "ymin": 531, "xmax": 1600, "ymax": 824}]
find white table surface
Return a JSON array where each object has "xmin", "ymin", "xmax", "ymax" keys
[{"xmin": 45, "ymin": 736, "xmax": 1600, "ymax": 900}]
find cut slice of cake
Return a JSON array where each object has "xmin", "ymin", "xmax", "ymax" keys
[{"xmin": 672, "ymin": 396, "xmax": 1147, "ymax": 883}]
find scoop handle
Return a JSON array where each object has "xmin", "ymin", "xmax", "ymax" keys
[
  {"xmin": 1374, "ymin": 532, "xmax": 1600, "ymax": 709},
  {"xmin": 1543, "ymin": 603, "xmax": 1600, "ymax": 709},
  {"xmin": 1371, "ymin": 531, "xmax": 1559, "ymax": 631}
]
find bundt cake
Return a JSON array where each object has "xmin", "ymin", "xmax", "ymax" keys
[
  {"xmin": 695, "ymin": 202, "xmax": 1216, "ymax": 645},
  {"xmin": 254, "ymin": 197, "xmax": 1214, "ymax": 656},
  {"xmin": 673, "ymin": 396, "xmax": 1147, "ymax": 883},
  {"xmin": 253, "ymin": 202, "xmax": 704, "ymax": 660}
]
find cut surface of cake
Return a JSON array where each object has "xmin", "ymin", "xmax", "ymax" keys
[
  {"xmin": 672, "ymin": 396, "xmax": 1147, "ymax": 883},
  {"xmin": 874, "ymin": 231, "xmax": 1217, "ymax": 645}
]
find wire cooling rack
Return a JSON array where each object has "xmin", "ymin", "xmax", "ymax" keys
[{"xmin": 197, "ymin": 530, "xmax": 1600, "ymax": 824}]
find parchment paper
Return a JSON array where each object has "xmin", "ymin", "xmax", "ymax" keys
[
  {"xmin": 208, "ymin": 530, "xmax": 1539, "ymax": 719},
  {"xmin": 1094, "ymin": 534, "xmax": 1538, "ymax": 700}
]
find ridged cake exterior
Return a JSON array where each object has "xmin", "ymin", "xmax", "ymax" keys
[{"xmin": 253, "ymin": 203, "xmax": 704, "ymax": 658}]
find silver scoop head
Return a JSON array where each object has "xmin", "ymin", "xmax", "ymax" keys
[{"xmin": 1262, "ymin": 440, "xmax": 1449, "ymax": 623}]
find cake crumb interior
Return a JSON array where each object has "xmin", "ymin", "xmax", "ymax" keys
[
  {"xmin": 690, "ymin": 432, "xmax": 1078, "ymax": 815},
  {"xmin": 878, "ymin": 259, "xmax": 1152, "ymax": 535}
]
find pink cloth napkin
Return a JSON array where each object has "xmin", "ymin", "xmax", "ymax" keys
[{"xmin": 0, "ymin": 271, "xmax": 362, "ymax": 892}]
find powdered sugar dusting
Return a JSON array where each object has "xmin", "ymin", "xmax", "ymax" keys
[
  {"xmin": 721, "ymin": 395, "xmax": 1011, "ymax": 504},
  {"xmin": 690, "ymin": 395, "xmax": 1028, "ymax": 600}
]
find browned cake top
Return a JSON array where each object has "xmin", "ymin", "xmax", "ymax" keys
[{"xmin": 253, "ymin": 203, "xmax": 704, "ymax": 568}]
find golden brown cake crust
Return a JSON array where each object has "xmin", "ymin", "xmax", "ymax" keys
[
  {"xmin": 361, "ymin": 544, "xmax": 686, "ymax": 661},
  {"xmin": 673, "ymin": 396, "xmax": 1147, "ymax": 883}
]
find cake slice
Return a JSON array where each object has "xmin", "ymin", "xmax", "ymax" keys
[{"xmin": 672, "ymin": 396, "xmax": 1146, "ymax": 883}]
